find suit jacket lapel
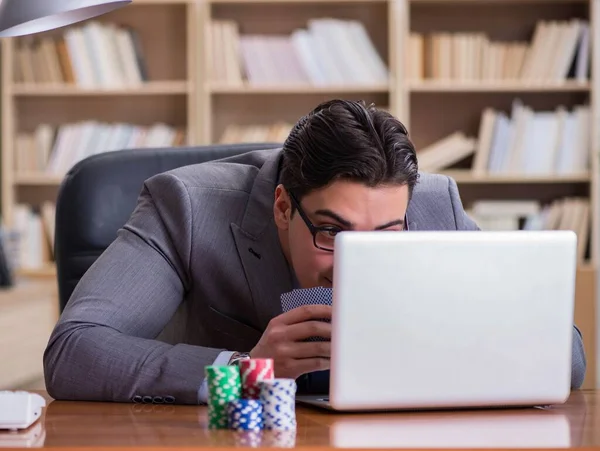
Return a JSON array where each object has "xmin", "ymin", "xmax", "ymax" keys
[{"xmin": 231, "ymin": 150, "xmax": 294, "ymax": 331}]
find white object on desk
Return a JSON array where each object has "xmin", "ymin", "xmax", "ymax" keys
[{"xmin": 0, "ymin": 391, "xmax": 46, "ymax": 431}]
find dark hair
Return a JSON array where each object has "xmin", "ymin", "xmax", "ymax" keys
[{"xmin": 280, "ymin": 99, "xmax": 419, "ymax": 202}]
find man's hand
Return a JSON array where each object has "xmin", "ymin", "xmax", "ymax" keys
[{"xmin": 249, "ymin": 304, "xmax": 331, "ymax": 379}]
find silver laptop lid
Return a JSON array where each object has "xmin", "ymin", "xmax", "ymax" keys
[{"xmin": 328, "ymin": 230, "xmax": 577, "ymax": 411}]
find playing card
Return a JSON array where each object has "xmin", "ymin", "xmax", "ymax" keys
[
  {"xmin": 280, "ymin": 287, "xmax": 333, "ymax": 313},
  {"xmin": 280, "ymin": 287, "xmax": 332, "ymax": 342}
]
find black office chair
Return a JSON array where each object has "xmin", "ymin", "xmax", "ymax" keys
[{"xmin": 54, "ymin": 142, "xmax": 283, "ymax": 312}]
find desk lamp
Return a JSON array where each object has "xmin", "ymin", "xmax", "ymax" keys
[
  {"xmin": 0, "ymin": 0, "xmax": 130, "ymax": 433},
  {"xmin": 0, "ymin": 0, "xmax": 131, "ymax": 37}
]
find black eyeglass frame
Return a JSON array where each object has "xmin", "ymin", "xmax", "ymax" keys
[{"xmin": 287, "ymin": 190, "xmax": 409, "ymax": 253}]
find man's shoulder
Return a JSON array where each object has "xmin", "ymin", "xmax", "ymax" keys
[
  {"xmin": 408, "ymin": 172, "xmax": 470, "ymax": 230},
  {"xmin": 413, "ymin": 172, "xmax": 453, "ymax": 197},
  {"xmin": 146, "ymin": 147, "xmax": 282, "ymax": 194}
]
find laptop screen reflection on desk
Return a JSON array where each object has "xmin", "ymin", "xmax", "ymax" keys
[{"xmin": 329, "ymin": 409, "xmax": 571, "ymax": 448}]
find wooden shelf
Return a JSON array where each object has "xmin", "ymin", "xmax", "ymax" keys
[
  {"xmin": 208, "ymin": 0, "xmax": 387, "ymax": 3},
  {"xmin": 134, "ymin": 0, "xmax": 192, "ymax": 3},
  {"xmin": 409, "ymin": 81, "xmax": 591, "ymax": 93},
  {"xmin": 579, "ymin": 263, "xmax": 596, "ymax": 272},
  {"xmin": 209, "ymin": 83, "xmax": 391, "ymax": 94},
  {"xmin": 15, "ymin": 174, "xmax": 63, "ymax": 185},
  {"xmin": 441, "ymin": 171, "xmax": 592, "ymax": 184},
  {"xmin": 410, "ymin": 0, "xmax": 587, "ymax": 3},
  {"xmin": 22, "ymin": 169, "xmax": 591, "ymax": 186},
  {"xmin": 11, "ymin": 81, "xmax": 189, "ymax": 96},
  {"xmin": 16, "ymin": 265, "xmax": 57, "ymax": 278}
]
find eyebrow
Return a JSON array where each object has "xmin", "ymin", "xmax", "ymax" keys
[{"xmin": 313, "ymin": 209, "xmax": 405, "ymax": 230}]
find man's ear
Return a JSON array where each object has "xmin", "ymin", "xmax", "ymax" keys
[{"xmin": 273, "ymin": 184, "xmax": 291, "ymax": 231}]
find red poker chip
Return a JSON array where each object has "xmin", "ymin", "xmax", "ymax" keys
[{"xmin": 239, "ymin": 358, "xmax": 275, "ymax": 399}]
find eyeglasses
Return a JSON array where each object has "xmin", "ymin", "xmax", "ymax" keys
[{"xmin": 288, "ymin": 191, "xmax": 409, "ymax": 253}]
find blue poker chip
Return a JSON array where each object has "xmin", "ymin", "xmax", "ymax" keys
[{"xmin": 227, "ymin": 399, "xmax": 264, "ymax": 432}]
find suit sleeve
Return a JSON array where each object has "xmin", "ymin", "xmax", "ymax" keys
[
  {"xmin": 446, "ymin": 176, "xmax": 587, "ymax": 389},
  {"xmin": 44, "ymin": 173, "xmax": 224, "ymax": 405},
  {"xmin": 571, "ymin": 325, "xmax": 587, "ymax": 389}
]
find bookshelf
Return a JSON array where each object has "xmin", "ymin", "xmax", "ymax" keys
[
  {"xmin": 0, "ymin": 0, "xmax": 598, "ymax": 387},
  {"xmin": 0, "ymin": 0, "xmax": 197, "ymax": 278}
]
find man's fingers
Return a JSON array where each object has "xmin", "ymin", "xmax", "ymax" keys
[
  {"xmin": 284, "ymin": 320, "xmax": 331, "ymax": 342},
  {"xmin": 276, "ymin": 304, "xmax": 332, "ymax": 325},
  {"xmin": 288, "ymin": 340, "xmax": 331, "ymax": 359}
]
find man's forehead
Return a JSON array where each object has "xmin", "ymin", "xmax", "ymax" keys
[
  {"xmin": 304, "ymin": 180, "xmax": 409, "ymax": 205},
  {"xmin": 302, "ymin": 182, "xmax": 409, "ymax": 229}
]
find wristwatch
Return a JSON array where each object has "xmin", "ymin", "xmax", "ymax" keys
[{"xmin": 228, "ymin": 352, "xmax": 251, "ymax": 366}]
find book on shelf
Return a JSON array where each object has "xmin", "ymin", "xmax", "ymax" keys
[
  {"xmin": 467, "ymin": 197, "xmax": 590, "ymax": 262},
  {"xmin": 15, "ymin": 122, "xmax": 186, "ymax": 177},
  {"xmin": 416, "ymin": 100, "xmax": 590, "ymax": 177},
  {"xmin": 416, "ymin": 132, "xmax": 477, "ymax": 173},
  {"xmin": 208, "ymin": 18, "xmax": 389, "ymax": 87},
  {"xmin": 14, "ymin": 21, "xmax": 148, "ymax": 88},
  {"xmin": 408, "ymin": 19, "xmax": 590, "ymax": 83},
  {"xmin": 8, "ymin": 203, "xmax": 56, "ymax": 272}
]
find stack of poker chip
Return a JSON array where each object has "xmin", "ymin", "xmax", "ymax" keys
[
  {"xmin": 259, "ymin": 378, "xmax": 297, "ymax": 431},
  {"xmin": 224, "ymin": 358, "xmax": 274, "ymax": 432},
  {"xmin": 239, "ymin": 358, "xmax": 275, "ymax": 399},
  {"xmin": 204, "ymin": 358, "xmax": 298, "ymax": 438},
  {"xmin": 205, "ymin": 365, "xmax": 242, "ymax": 429}
]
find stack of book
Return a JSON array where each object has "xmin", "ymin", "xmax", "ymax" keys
[
  {"xmin": 407, "ymin": 19, "xmax": 590, "ymax": 83},
  {"xmin": 466, "ymin": 198, "xmax": 589, "ymax": 262},
  {"xmin": 15, "ymin": 122, "xmax": 186, "ymax": 176},
  {"xmin": 416, "ymin": 100, "xmax": 590, "ymax": 176},
  {"xmin": 208, "ymin": 18, "xmax": 389, "ymax": 86},
  {"xmin": 14, "ymin": 21, "xmax": 148, "ymax": 87}
]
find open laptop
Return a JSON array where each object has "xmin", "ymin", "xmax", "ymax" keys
[{"xmin": 296, "ymin": 230, "xmax": 577, "ymax": 411}]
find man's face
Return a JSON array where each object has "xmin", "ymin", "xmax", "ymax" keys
[{"xmin": 274, "ymin": 179, "xmax": 410, "ymax": 289}]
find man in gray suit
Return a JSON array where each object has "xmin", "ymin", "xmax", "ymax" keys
[{"xmin": 44, "ymin": 99, "xmax": 586, "ymax": 404}]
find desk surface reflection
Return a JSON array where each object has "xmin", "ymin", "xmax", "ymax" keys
[{"xmin": 0, "ymin": 390, "xmax": 593, "ymax": 450}]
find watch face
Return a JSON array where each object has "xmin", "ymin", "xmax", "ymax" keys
[
  {"xmin": 236, "ymin": 353, "xmax": 250, "ymax": 363},
  {"xmin": 229, "ymin": 353, "xmax": 250, "ymax": 366}
]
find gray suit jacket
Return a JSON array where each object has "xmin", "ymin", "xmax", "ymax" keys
[{"xmin": 43, "ymin": 148, "xmax": 586, "ymax": 404}]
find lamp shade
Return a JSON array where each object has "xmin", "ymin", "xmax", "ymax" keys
[{"xmin": 0, "ymin": 0, "xmax": 131, "ymax": 37}]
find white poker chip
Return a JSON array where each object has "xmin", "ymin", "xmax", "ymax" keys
[{"xmin": 258, "ymin": 378, "xmax": 297, "ymax": 431}]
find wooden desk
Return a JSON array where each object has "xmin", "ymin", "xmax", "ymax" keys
[{"xmin": 0, "ymin": 390, "xmax": 596, "ymax": 449}]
